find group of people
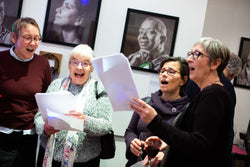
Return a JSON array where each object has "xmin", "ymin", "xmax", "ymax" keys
[
  {"xmin": 126, "ymin": 38, "xmax": 243, "ymax": 167},
  {"xmin": 0, "ymin": 16, "xmax": 243, "ymax": 167}
]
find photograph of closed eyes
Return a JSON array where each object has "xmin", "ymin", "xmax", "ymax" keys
[
  {"xmin": 0, "ymin": 0, "xmax": 23, "ymax": 47},
  {"xmin": 42, "ymin": 0, "xmax": 102, "ymax": 48}
]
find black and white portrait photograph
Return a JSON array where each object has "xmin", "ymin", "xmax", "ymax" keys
[
  {"xmin": 0, "ymin": 0, "xmax": 22, "ymax": 47},
  {"xmin": 234, "ymin": 37, "xmax": 250, "ymax": 89},
  {"xmin": 42, "ymin": 0, "xmax": 101, "ymax": 47},
  {"xmin": 121, "ymin": 8, "xmax": 179, "ymax": 73}
]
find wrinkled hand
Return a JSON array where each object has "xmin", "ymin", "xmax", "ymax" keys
[
  {"xmin": 143, "ymin": 151, "xmax": 165, "ymax": 167},
  {"xmin": 130, "ymin": 98, "xmax": 157, "ymax": 124},
  {"xmin": 65, "ymin": 110, "xmax": 86, "ymax": 124},
  {"xmin": 130, "ymin": 138, "xmax": 145, "ymax": 157},
  {"xmin": 44, "ymin": 122, "xmax": 59, "ymax": 135}
]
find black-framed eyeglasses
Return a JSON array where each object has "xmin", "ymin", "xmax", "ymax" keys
[
  {"xmin": 70, "ymin": 61, "xmax": 90, "ymax": 68},
  {"xmin": 19, "ymin": 35, "xmax": 42, "ymax": 43},
  {"xmin": 157, "ymin": 68, "xmax": 180, "ymax": 76},
  {"xmin": 187, "ymin": 51, "xmax": 208, "ymax": 59}
]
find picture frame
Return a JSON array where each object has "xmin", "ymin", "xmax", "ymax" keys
[
  {"xmin": 0, "ymin": 0, "xmax": 23, "ymax": 47},
  {"xmin": 40, "ymin": 51, "xmax": 62, "ymax": 81},
  {"xmin": 233, "ymin": 37, "xmax": 250, "ymax": 89},
  {"xmin": 42, "ymin": 0, "xmax": 102, "ymax": 48},
  {"xmin": 121, "ymin": 8, "xmax": 179, "ymax": 73}
]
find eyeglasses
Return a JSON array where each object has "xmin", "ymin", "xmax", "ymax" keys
[
  {"xmin": 70, "ymin": 61, "xmax": 90, "ymax": 68},
  {"xmin": 19, "ymin": 35, "xmax": 42, "ymax": 43},
  {"xmin": 187, "ymin": 51, "xmax": 208, "ymax": 59},
  {"xmin": 157, "ymin": 68, "xmax": 180, "ymax": 76}
]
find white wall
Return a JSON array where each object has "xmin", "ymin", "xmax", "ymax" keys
[{"xmin": 202, "ymin": 0, "xmax": 250, "ymax": 134}]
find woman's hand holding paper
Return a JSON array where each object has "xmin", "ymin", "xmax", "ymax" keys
[
  {"xmin": 65, "ymin": 110, "xmax": 86, "ymax": 124},
  {"xmin": 44, "ymin": 122, "xmax": 60, "ymax": 135}
]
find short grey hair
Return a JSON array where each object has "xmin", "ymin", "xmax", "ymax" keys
[
  {"xmin": 199, "ymin": 37, "xmax": 230, "ymax": 76},
  {"xmin": 69, "ymin": 44, "xmax": 94, "ymax": 61},
  {"xmin": 226, "ymin": 52, "xmax": 242, "ymax": 76}
]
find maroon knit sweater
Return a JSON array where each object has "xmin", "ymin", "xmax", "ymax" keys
[{"xmin": 0, "ymin": 50, "xmax": 51, "ymax": 130}]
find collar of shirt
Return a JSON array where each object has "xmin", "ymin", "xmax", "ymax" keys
[{"xmin": 10, "ymin": 45, "xmax": 34, "ymax": 62}]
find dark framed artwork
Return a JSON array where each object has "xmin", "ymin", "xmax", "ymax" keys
[
  {"xmin": 234, "ymin": 37, "xmax": 250, "ymax": 89},
  {"xmin": 121, "ymin": 8, "xmax": 179, "ymax": 73},
  {"xmin": 40, "ymin": 51, "xmax": 62, "ymax": 81},
  {"xmin": 42, "ymin": 0, "xmax": 102, "ymax": 48},
  {"xmin": 0, "ymin": 0, "xmax": 23, "ymax": 47}
]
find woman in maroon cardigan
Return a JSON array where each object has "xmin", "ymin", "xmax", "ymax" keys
[{"xmin": 0, "ymin": 17, "xmax": 51, "ymax": 167}]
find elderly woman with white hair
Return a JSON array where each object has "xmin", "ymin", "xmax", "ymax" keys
[{"xmin": 35, "ymin": 44, "xmax": 113, "ymax": 167}]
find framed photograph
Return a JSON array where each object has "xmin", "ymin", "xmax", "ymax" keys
[
  {"xmin": 234, "ymin": 37, "xmax": 250, "ymax": 89},
  {"xmin": 40, "ymin": 51, "xmax": 62, "ymax": 81},
  {"xmin": 42, "ymin": 0, "xmax": 102, "ymax": 48},
  {"xmin": 121, "ymin": 8, "xmax": 179, "ymax": 73},
  {"xmin": 0, "ymin": 0, "xmax": 23, "ymax": 47}
]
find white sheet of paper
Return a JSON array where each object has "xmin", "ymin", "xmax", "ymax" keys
[
  {"xmin": 92, "ymin": 53, "xmax": 139, "ymax": 111},
  {"xmin": 47, "ymin": 108, "xmax": 83, "ymax": 131},
  {"xmin": 35, "ymin": 91, "xmax": 83, "ymax": 131}
]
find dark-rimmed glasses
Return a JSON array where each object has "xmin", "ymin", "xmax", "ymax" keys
[
  {"xmin": 19, "ymin": 35, "xmax": 42, "ymax": 43},
  {"xmin": 187, "ymin": 51, "xmax": 208, "ymax": 59},
  {"xmin": 157, "ymin": 68, "xmax": 180, "ymax": 76},
  {"xmin": 70, "ymin": 61, "xmax": 90, "ymax": 68}
]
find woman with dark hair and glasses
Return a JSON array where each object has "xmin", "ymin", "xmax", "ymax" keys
[
  {"xmin": 130, "ymin": 37, "xmax": 232, "ymax": 167},
  {"xmin": 124, "ymin": 57, "xmax": 189, "ymax": 167}
]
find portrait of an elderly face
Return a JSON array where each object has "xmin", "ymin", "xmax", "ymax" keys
[
  {"xmin": 121, "ymin": 9, "xmax": 179, "ymax": 72},
  {"xmin": 137, "ymin": 17, "xmax": 167, "ymax": 55}
]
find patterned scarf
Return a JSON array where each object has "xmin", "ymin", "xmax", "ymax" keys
[{"xmin": 43, "ymin": 77, "xmax": 94, "ymax": 167}]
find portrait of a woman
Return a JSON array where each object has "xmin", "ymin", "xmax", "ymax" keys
[{"xmin": 43, "ymin": 0, "xmax": 101, "ymax": 46}]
